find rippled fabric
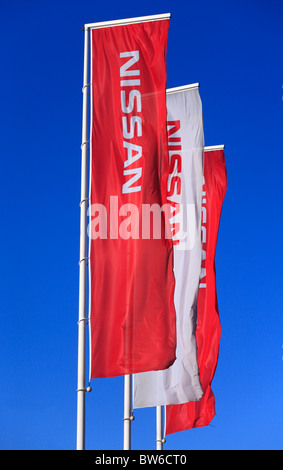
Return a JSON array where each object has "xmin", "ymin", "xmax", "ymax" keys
[
  {"xmin": 133, "ymin": 87, "xmax": 204, "ymax": 407},
  {"xmin": 89, "ymin": 19, "xmax": 177, "ymax": 379},
  {"xmin": 165, "ymin": 148, "xmax": 227, "ymax": 434}
]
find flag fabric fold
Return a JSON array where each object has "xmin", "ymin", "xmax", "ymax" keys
[
  {"xmin": 133, "ymin": 86, "xmax": 204, "ymax": 408},
  {"xmin": 88, "ymin": 18, "xmax": 177, "ymax": 379},
  {"xmin": 165, "ymin": 147, "xmax": 227, "ymax": 434}
]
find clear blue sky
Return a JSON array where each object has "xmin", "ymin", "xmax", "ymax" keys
[{"xmin": 0, "ymin": 0, "xmax": 282, "ymax": 450}]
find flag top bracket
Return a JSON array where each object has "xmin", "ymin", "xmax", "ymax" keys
[
  {"xmin": 167, "ymin": 83, "xmax": 200, "ymax": 94},
  {"xmin": 204, "ymin": 145, "xmax": 225, "ymax": 151},
  {"xmin": 84, "ymin": 13, "xmax": 171, "ymax": 30}
]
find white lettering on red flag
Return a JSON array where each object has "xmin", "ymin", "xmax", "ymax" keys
[{"xmin": 89, "ymin": 18, "xmax": 176, "ymax": 379}]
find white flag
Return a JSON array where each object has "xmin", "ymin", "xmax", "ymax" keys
[{"xmin": 133, "ymin": 85, "xmax": 204, "ymax": 408}]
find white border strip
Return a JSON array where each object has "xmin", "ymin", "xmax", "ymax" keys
[
  {"xmin": 166, "ymin": 83, "xmax": 200, "ymax": 94},
  {"xmin": 85, "ymin": 13, "xmax": 171, "ymax": 30},
  {"xmin": 204, "ymin": 145, "xmax": 225, "ymax": 151}
]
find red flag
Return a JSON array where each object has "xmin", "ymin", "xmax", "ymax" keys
[
  {"xmin": 89, "ymin": 17, "xmax": 176, "ymax": 379},
  {"xmin": 165, "ymin": 147, "xmax": 227, "ymax": 434}
]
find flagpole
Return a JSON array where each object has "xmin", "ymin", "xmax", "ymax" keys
[
  {"xmin": 156, "ymin": 406, "xmax": 165, "ymax": 450},
  {"xmin": 76, "ymin": 25, "xmax": 89, "ymax": 451},
  {"xmin": 123, "ymin": 374, "xmax": 134, "ymax": 450}
]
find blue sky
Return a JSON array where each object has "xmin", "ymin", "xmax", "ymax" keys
[{"xmin": 0, "ymin": 0, "xmax": 282, "ymax": 450}]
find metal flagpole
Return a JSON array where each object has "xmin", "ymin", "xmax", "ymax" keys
[
  {"xmin": 156, "ymin": 406, "xmax": 165, "ymax": 450},
  {"xmin": 76, "ymin": 25, "xmax": 89, "ymax": 451},
  {"xmin": 123, "ymin": 374, "xmax": 134, "ymax": 450}
]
